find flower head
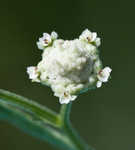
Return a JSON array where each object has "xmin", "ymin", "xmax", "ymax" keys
[{"xmin": 27, "ymin": 29, "xmax": 112, "ymax": 104}]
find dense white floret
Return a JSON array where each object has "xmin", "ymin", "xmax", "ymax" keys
[{"xmin": 27, "ymin": 29, "xmax": 112, "ymax": 104}]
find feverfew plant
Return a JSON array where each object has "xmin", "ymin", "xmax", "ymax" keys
[
  {"xmin": 27, "ymin": 29, "xmax": 112, "ymax": 104},
  {"xmin": 0, "ymin": 29, "xmax": 112, "ymax": 150}
]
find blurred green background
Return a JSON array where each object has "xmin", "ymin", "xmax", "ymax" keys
[{"xmin": 0, "ymin": 0, "xmax": 134, "ymax": 149}]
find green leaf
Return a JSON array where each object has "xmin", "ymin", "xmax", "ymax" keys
[
  {"xmin": 0, "ymin": 89, "xmax": 93, "ymax": 150},
  {"xmin": 0, "ymin": 89, "xmax": 58, "ymax": 125},
  {"xmin": 0, "ymin": 89, "xmax": 74, "ymax": 150}
]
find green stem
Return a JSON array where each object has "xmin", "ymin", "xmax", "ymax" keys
[
  {"xmin": 59, "ymin": 103, "xmax": 93, "ymax": 150},
  {"xmin": 60, "ymin": 103, "xmax": 72, "ymax": 125}
]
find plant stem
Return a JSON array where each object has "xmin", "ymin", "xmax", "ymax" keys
[
  {"xmin": 60, "ymin": 103, "xmax": 72, "ymax": 124},
  {"xmin": 59, "ymin": 103, "xmax": 93, "ymax": 150}
]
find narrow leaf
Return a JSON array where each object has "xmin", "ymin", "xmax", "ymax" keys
[{"xmin": 0, "ymin": 89, "xmax": 79, "ymax": 150}]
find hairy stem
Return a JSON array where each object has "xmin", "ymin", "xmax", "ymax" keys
[{"xmin": 59, "ymin": 103, "xmax": 93, "ymax": 150}]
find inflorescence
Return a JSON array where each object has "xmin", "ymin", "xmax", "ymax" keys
[{"xmin": 27, "ymin": 29, "xmax": 112, "ymax": 104}]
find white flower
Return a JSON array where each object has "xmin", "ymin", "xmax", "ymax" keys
[
  {"xmin": 97, "ymin": 67, "xmax": 112, "ymax": 82},
  {"xmin": 28, "ymin": 29, "xmax": 112, "ymax": 104},
  {"xmin": 79, "ymin": 29, "xmax": 101, "ymax": 47},
  {"xmin": 37, "ymin": 31, "xmax": 58, "ymax": 50},
  {"xmin": 96, "ymin": 67, "xmax": 112, "ymax": 88},
  {"xmin": 59, "ymin": 92, "xmax": 77, "ymax": 104},
  {"xmin": 36, "ymin": 38, "xmax": 100, "ymax": 104},
  {"xmin": 27, "ymin": 66, "xmax": 40, "ymax": 82}
]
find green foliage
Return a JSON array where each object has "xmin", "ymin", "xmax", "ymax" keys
[{"xmin": 0, "ymin": 89, "xmax": 92, "ymax": 150}]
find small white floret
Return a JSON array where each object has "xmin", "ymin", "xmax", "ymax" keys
[
  {"xmin": 27, "ymin": 66, "xmax": 40, "ymax": 82},
  {"xmin": 79, "ymin": 29, "xmax": 101, "ymax": 47},
  {"xmin": 37, "ymin": 33, "xmax": 52, "ymax": 50},
  {"xmin": 37, "ymin": 32, "xmax": 58, "ymax": 50},
  {"xmin": 95, "ymin": 38, "xmax": 101, "ymax": 47},
  {"xmin": 59, "ymin": 93, "xmax": 77, "ymax": 104},
  {"xmin": 96, "ymin": 81, "xmax": 102, "ymax": 88},
  {"xmin": 97, "ymin": 67, "xmax": 112, "ymax": 83},
  {"xmin": 51, "ymin": 31, "xmax": 58, "ymax": 40}
]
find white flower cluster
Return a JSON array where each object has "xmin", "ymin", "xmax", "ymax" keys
[{"xmin": 27, "ymin": 29, "xmax": 112, "ymax": 104}]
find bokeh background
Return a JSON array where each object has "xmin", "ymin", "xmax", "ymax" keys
[{"xmin": 0, "ymin": 0, "xmax": 134, "ymax": 150}]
